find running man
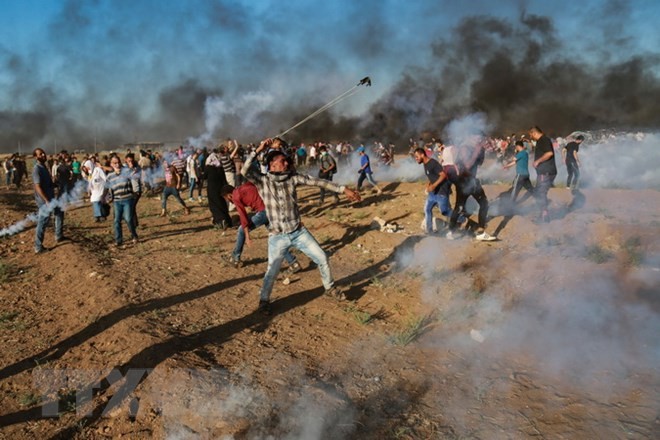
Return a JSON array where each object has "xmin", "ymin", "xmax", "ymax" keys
[
  {"xmin": 503, "ymin": 140, "xmax": 534, "ymax": 204},
  {"xmin": 414, "ymin": 147, "xmax": 451, "ymax": 234},
  {"xmin": 356, "ymin": 146, "xmax": 383, "ymax": 195}
]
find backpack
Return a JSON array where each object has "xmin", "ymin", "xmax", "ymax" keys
[{"xmin": 319, "ymin": 154, "xmax": 337, "ymax": 178}]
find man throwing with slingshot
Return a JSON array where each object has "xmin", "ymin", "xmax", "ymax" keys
[{"xmin": 241, "ymin": 138, "xmax": 361, "ymax": 315}]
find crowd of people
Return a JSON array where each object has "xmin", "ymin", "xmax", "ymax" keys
[
  {"xmin": 0, "ymin": 126, "xmax": 584, "ymax": 313},
  {"xmin": 414, "ymin": 127, "xmax": 584, "ymax": 239}
]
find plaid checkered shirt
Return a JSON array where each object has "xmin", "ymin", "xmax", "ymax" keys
[{"xmin": 241, "ymin": 152, "xmax": 345, "ymax": 234}]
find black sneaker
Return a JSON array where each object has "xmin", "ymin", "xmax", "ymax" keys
[
  {"xmin": 324, "ymin": 286, "xmax": 346, "ymax": 301},
  {"xmin": 56, "ymin": 236, "xmax": 71, "ymax": 244},
  {"xmin": 258, "ymin": 300, "xmax": 272, "ymax": 316}
]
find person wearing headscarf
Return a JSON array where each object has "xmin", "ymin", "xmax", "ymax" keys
[{"xmin": 205, "ymin": 149, "xmax": 232, "ymax": 229}]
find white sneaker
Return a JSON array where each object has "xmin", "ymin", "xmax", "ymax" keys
[
  {"xmin": 446, "ymin": 231, "xmax": 458, "ymax": 240},
  {"xmin": 188, "ymin": 198, "xmax": 195, "ymax": 202},
  {"xmin": 475, "ymin": 232, "xmax": 497, "ymax": 241}
]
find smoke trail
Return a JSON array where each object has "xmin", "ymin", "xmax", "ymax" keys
[
  {"xmin": 0, "ymin": 178, "xmax": 88, "ymax": 238},
  {"xmin": 0, "ymin": 213, "xmax": 39, "ymax": 238}
]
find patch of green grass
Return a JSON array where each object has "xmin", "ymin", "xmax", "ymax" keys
[
  {"xmin": 352, "ymin": 211, "xmax": 369, "ymax": 220},
  {"xmin": 147, "ymin": 309, "xmax": 168, "ymax": 320},
  {"xmin": 0, "ymin": 311, "xmax": 19, "ymax": 324},
  {"xmin": 58, "ymin": 389, "xmax": 77, "ymax": 414},
  {"xmin": 18, "ymin": 393, "xmax": 40, "ymax": 407},
  {"xmin": 393, "ymin": 426, "xmax": 413, "ymax": 439},
  {"xmin": 623, "ymin": 236, "xmax": 644, "ymax": 266},
  {"xmin": 345, "ymin": 303, "xmax": 389, "ymax": 325},
  {"xmin": 0, "ymin": 260, "xmax": 14, "ymax": 283},
  {"xmin": 183, "ymin": 244, "xmax": 216, "ymax": 255},
  {"xmin": 369, "ymin": 276, "xmax": 384, "ymax": 288},
  {"xmin": 0, "ymin": 311, "xmax": 30, "ymax": 331},
  {"xmin": 584, "ymin": 244, "xmax": 614, "ymax": 264},
  {"xmin": 350, "ymin": 307, "xmax": 373, "ymax": 325},
  {"xmin": 389, "ymin": 313, "xmax": 436, "ymax": 346},
  {"xmin": 534, "ymin": 236, "xmax": 562, "ymax": 248}
]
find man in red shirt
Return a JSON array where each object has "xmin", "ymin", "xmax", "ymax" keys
[{"xmin": 221, "ymin": 182, "xmax": 300, "ymax": 272}]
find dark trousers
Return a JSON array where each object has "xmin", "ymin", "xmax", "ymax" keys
[
  {"xmin": 450, "ymin": 177, "xmax": 489, "ymax": 230},
  {"xmin": 535, "ymin": 173, "xmax": 556, "ymax": 214},
  {"xmin": 566, "ymin": 161, "xmax": 580, "ymax": 189},
  {"xmin": 319, "ymin": 174, "xmax": 339, "ymax": 203},
  {"xmin": 206, "ymin": 167, "xmax": 231, "ymax": 226},
  {"xmin": 131, "ymin": 194, "xmax": 141, "ymax": 229},
  {"xmin": 511, "ymin": 174, "xmax": 534, "ymax": 203},
  {"xmin": 196, "ymin": 178, "xmax": 205, "ymax": 198},
  {"xmin": 161, "ymin": 187, "xmax": 187, "ymax": 210}
]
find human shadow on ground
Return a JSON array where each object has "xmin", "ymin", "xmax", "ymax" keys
[
  {"xmin": 0, "ymin": 189, "xmax": 36, "ymax": 215},
  {"xmin": 553, "ymin": 189, "xmax": 586, "ymax": 220},
  {"xmin": 489, "ymin": 188, "xmax": 535, "ymax": 236},
  {"xmin": 0, "ymin": 273, "xmax": 263, "ymax": 384},
  {"xmin": 0, "ymin": 236, "xmax": 424, "ymax": 434}
]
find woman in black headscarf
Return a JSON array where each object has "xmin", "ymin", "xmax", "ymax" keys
[{"xmin": 205, "ymin": 149, "xmax": 232, "ymax": 229}]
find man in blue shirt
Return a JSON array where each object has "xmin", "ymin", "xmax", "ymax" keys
[
  {"xmin": 356, "ymin": 146, "xmax": 383, "ymax": 195},
  {"xmin": 503, "ymin": 141, "xmax": 534, "ymax": 204},
  {"xmin": 32, "ymin": 148, "xmax": 65, "ymax": 253},
  {"xmin": 414, "ymin": 147, "xmax": 451, "ymax": 234}
]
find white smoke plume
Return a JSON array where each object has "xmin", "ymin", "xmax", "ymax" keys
[
  {"xmin": 188, "ymin": 91, "xmax": 275, "ymax": 147},
  {"xmin": 141, "ymin": 365, "xmax": 356, "ymax": 440},
  {"xmin": 444, "ymin": 112, "xmax": 492, "ymax": 147}
]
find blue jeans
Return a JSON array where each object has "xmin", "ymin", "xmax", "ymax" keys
[
  {"xmin": 92, "ymin": 201, "xmax": 103, "ymax": 218},
  {"xmin": 188, "ymin": 178, "xmax": 197, "ymax": 199},
  {"xmin": 113, "ymin": 198, "xmax": 138, "ymax": 244},
  {"xmin": 162, "ymin": 186, "xmax": 187, "ymax": 210},
  {"xmin": 34, "ymin": 201, "xmax": 64, "ymax": 251},
  {"xmin": 260, "ymin": 227, "xmax": 332, "ymax": 302},
  {"xmin": 425, "ymin": 192, "xmax": 451, "ymax": 233},
  {"xmin": 357, "ymin": 171, "xmax": 378, "ymax": 189},
  {"xmin": 233, "ymin": 211, "xmax": 296, "ymax": 264}
]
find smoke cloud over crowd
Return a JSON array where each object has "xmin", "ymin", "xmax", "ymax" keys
[{"xmin": 1, "ymin": 1, "xmax": 659, "ymax": 151}]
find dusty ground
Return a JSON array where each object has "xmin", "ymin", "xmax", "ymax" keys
[{"xmin": 0, "ymin": 168, "xmax": 659, "ymax": 439}]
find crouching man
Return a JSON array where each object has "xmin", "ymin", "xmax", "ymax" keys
[{"xmin": 242, "ymin": 138, "xmax": 361, "ymax": 315}]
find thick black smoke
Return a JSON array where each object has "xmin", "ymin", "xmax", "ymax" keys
[
  {"xmin": 361, "ymin": 12, "xmax": 660, "ymax": 141},
  {"xmin": 1, "ymin": 4, "xmax": 659, "ymax": 151}
]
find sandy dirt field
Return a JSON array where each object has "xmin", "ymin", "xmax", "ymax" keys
[{"xmin": 0, "ymin": 168, "xmax": 659, "ymax": 439}]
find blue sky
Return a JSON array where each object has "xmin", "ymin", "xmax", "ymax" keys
[{"xmin": 0, "ymin": 0, "xmax": 659, "ymax": 149}]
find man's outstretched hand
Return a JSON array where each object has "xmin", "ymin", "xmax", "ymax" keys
[{"xmin": 344, "ymin": 188, "xmax": 361, "ymax": 202}]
